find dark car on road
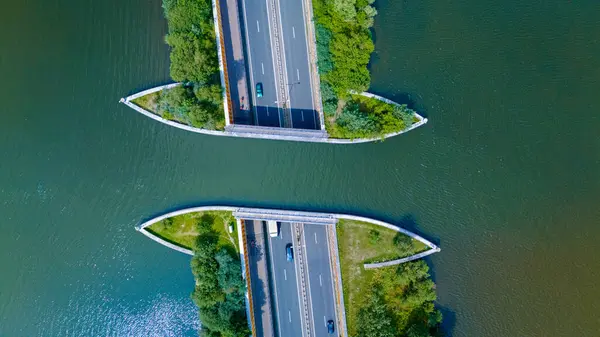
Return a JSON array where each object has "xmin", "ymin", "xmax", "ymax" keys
[
  {"xmin": 327, "ymin": 320, "xmax": 335, "ymax": 334},
  {"xmin": 256, "ymin": 82, "xmax": 263, "ymax": 98},
  {"xmin": 286, "ymin": 243, "xmax": 293, "ymax": 261}
]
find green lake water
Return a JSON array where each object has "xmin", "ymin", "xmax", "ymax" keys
[{"xmin": 1, "ymin": 0, "xmax": 599, "ymax": 335}]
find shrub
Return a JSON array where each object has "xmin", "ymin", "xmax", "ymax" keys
[
  {"xmin": 393, "ymin": 104, "xmax": 415, "ymax": 128},
  {"xmin": 163, "ymin": 0, "xmax": 218, "ymax": 84},
  {"xmin": 393, "ymin": 232, "xmax": 415, "ymax": 255},
  {"xmin": 190, "ymin": 215, "xmax": 249, "ymax": 337},
  {"xmin": 315, "ymin": 24, "xmax": 334, "ymax": 74},
  {"xmin": 336, "ymin": 101, "xmax": 378, "ymax": 136},
  {"xmin": 369, "ymin": 229, "xmax": 381, "ymax": 244},
  {"xmin": 156, "ymin": 85, "xmax": 224, "ymax": 130}
]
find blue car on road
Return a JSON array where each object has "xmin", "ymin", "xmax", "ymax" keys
[
  {"xmin": 286, "ymin": 243, "xmax": 293, "ymax": 261},
  {"xmin": 327, "ymin": 320, "xmax": 335, "ymax": 334},
  {"xmin": 256, "ymin": 82, "xmax": 263, "ymax": 98}
]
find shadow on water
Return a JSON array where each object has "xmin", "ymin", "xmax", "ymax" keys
[
  {"xmin": 125, "ymin": 80, "xmax": 175, "ymax": 97},
  {"xmin": 140, "ymin": 203, "xmax": 441, "ymax": 251},
  {"xmin": 437, "ymin": 305, "xmax": 457, "ymax": 337},
  {"xmin": 368, "ymin": 90, "xmax": 428, "ymax": 118}
]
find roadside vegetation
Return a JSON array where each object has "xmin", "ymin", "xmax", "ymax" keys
[
  {"xmin": 130, "ymin": 0, "xmax": 226, "ymax": 130},
  {"xmin": 132, "ymin": 84, "xmax": 225, "ymax": 130},
  {"xmin": 336, "ymin": 219, "xmax": 442, "ymax": 337},
  {"xmin": 146, "ymin": 211, "xmax": 238, "ymax": 253},
  {"xmin": 313, "ymin": 0, "xmax": 418, "ymax": 139},
  {"xmin": 149, "ymin": 211, "xmax": 248, "ymax": 337}
]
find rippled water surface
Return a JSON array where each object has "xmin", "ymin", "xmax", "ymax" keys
[{"xmin": 1, "ymin": 0, "xmax": 599, "ymax": 336}]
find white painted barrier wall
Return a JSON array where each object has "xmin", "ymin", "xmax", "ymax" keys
[
  {"xmin": 137, "ymin": 206, "xmax": 440, "ymax": 266},
  {"xmin": 121, "ymin": 87, "xmax": 428, "ymax": 143}
]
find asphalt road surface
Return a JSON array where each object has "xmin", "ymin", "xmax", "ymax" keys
[
  {"xmin": 241, "ymin": 0, "xmax": 282, "ymax": 127},
  {"xmin": 245, "ymin": 221, "xmax": 275, "ymax": 337},
  {"xmin": 303, "ymin": 224, "xmax": 339, "ymax": 337},
  {"xmin": 268, "ymin": 222, "xmax": 303, "ymax": 337},
  {"xmin": 279, "ymin": 0, "xmax": 319, "ymax": 130}
]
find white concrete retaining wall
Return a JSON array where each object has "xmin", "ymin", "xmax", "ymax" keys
[
  {"xmin": 325, "ymin": 91, "xmax": 429, "ymax": 144},
  {"xmin": 121, "ymin": 84, "xmax": 233, "ymax": 137},
  {"xmin": 137, "ymin": 206, "xmax": 440, "ymax": 266},
  {"xmin": 137, "ymin": 227, "xmax": 194, "ymax": 256},
  {"xmin": 121, "ymin": 87, "xmax": 427, "ymax": 143},
  {"xmin": 136, "ymin": 206, "xmax": 238, "ymax": 255},
  {"xmin": 123, "ymin": 83, "xmax": 181, "ymax": 101},
  {"xmin": 330, "ymin": 213, "xmax": 441, "ymax": 269}
]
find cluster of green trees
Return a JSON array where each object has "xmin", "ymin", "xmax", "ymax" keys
[
  {"xmin": 355, "ymin": 261, "xmax": 442, "ymax": 337},
  {"xmin": 190, "ymin": 214, "xmax": 249, "ymax": 337},
  {"xmin": 313, "ymin": 0, "xmax": 376, "ymax": 95},
  {"xmin": 329, "ymin": 95, "xmax": 416, "ymax": 139},
  {"xmin": 314, "ymin": 0, "xmax": 417, "ymax": 139},
  {"xmin": 160, "ymin": 0, "xmax": 225, "ymax": 130},
  {"xmin": 156, "ymin": 85, "xmax": 225, "ymax": 129}
]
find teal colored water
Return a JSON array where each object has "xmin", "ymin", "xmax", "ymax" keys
[{"xmin": 1, "ymin": 0, "xmax": 599, "ymax": 336}]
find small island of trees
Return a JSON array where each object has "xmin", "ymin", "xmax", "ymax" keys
[
  {"xmin": 314, "ymin": 0, "xmax": 419, "ymax": 139},
  {"xmin": 337, "ymin": 219, "xmax": 443, "ymax": 337},
  {"xmin": 131, "ymin": 0, "xmax": 226, "ymax": 130},
  {"xmin": 148, "ymin": 211, "xmax": 249, "ymax": 337}
]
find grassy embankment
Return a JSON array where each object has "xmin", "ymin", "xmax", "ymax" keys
[
  {"xmin": 313, "ymin": 0, "xmax": 419, "ymax": 139},
  {"xmin": 148, "ymin": 210, "xmax": 247, "ymax": 337},
  {"xmin": 146, "ymin": 210, "xmax": 238, "ymax": 252},
  {"xmin": 131, "ymin": 0, "xmax": 226, "ymax": 130},
  {"xmin": 337, "ymin": 219, "xmax": 442, "ymax": 337}
]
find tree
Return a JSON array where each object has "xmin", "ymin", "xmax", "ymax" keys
[
  {"xmin": 369, "ymin": 229, "xmax": 381, "ymax": 244},
  {"xmin": 393, "ymin": 104, "xmax": 415, "ymax": 128},
  {"xmin": 215, "ymin": 249, "xmax": 246, "ymax": 297},
  {"xmin": 355, "ymin": 286, "xmax": 395, "ymax": 337},
  {"xmin": 163, "ymin": 0, "xmax": 218, "ymax": 84},
  {"xmin": 332, "ymin": 0, "xmax": 357, "ymax": 21},
  {"xmin": 393, "ymin": 233, "xmax": 415, "ymax": 256},
  {"xmin": 315, "ymin": 24, "xmax": 334, "ymax": 74},
  {"xmin": 328, "ymin": 29, "xmax": 373, "ymax": 93},
  {"xmin": 406, "ymin": 324, "xmax": 431, "ymax": 337},
  {"xmin": 195, "ymin": 84, "xmax": 223, "ymax": 107},
  {"xmin": 337, "ymin": 102, "xmax": 378, "ymax": 136}
]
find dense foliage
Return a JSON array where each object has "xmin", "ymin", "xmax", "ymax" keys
[
  {"xmin": 163, "ymin": 0, "xmax": 219, "ymax": 84},
  {"xmin": 190, "ymin": 214, "xmax": 249, "ymax": 337},
  {"xmin": 336, "ymin": 220, "xmax": 441, "ymax": 337},
  {"xmin": 313, "ymin": 0, "xmax": 375, "ymax": 95},
  {"xmin": 156, "ymin": 85, "xmax": 225, "ymax": 129},
  {"xmin": 152, "ymin": 0, "xmax": 225, "ymax": 130},
  {"xmin": 328, "ymin": 95, "xmax": 416, "ymax": 139},
  {"xmin": 313, "ymin": 0, "xmax": 417, "ymax": 138},
  {"xmin": 355, "ymin": 261, "xmax": 442, "ymax": 337}
]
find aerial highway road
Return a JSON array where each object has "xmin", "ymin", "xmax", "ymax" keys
[
  {"xmin": 240, "ymin": 0, "xmax": 282, "ymax": 127},
  {"xmin": 245, "ymin": 220, "xmax": 276, "ymax": 337},
  {"xmin": 279, "ymin": 0, "xmax": 319, "ymax": 130},
  {"xmin": 303, "ymin": 224, "xmax": 339, "ymax": 337},
  {"xmin": 269, "ymin": 222, "xmax": 303, "ymax": 337}
]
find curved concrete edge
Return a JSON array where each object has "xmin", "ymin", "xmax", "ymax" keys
[
  {"xmin": 325, "ymin": 91, "xmax": 429, "ymax": 144},
  {"xmin": 136, "ymin": 206, "xmax": 238, "ymax": 231},
  {"xmin": 123, "ymin": 82, "xmax": 182, "ymax": 101},
  {"xmin": 135, "ymin": 206, "xmax": 237, "ymax": 255},
  {"xmin": 137, "ymin": 206, "xmax": 439, "ymax": 262},
  {"xmin": 120, "ymin": 84, "xmax": 232, "ymax": 137},
  {"xmin": 325, "ymin": 115, "xmax": 427, "ymax": 144},
  {"xmin": 121, "ymin": 87, "xmax": 428, "ymax": 143},
  {"xmin": 138, "ymin": 227, "xmax": 194, "ymax": 256},
  {"xmin": 363, "ymin": 248, "xmax": 440, "ymax": 269},
  {"xmin": 330, "ymin": 213, "xmax": 441, "ymax": 269}
]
